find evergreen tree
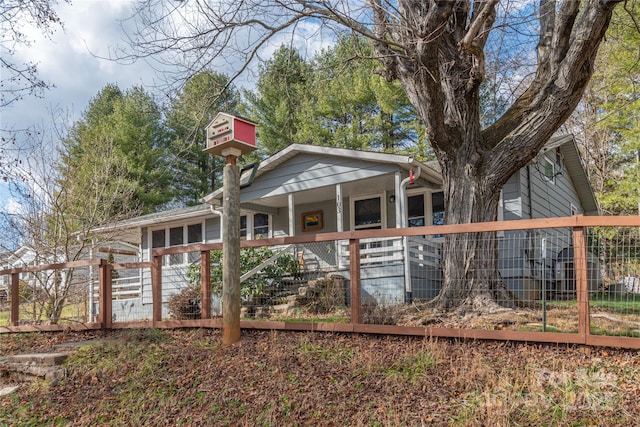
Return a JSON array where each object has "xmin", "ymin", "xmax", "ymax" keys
[
  {"xmin": 298, "ymin": 35, "xmax": 426, "ymax": 158},
  {"xmin": 245, "ymin": 37, "xmax": 427, "ymax": 159},
  {"xmin": 59, "ymin": 85, "xmax": 171, "ymax": 218},
  {"xmin": 166, "ymin": 71, "xmax": 240, "ymax": 205},
  {"xmin": 244, "ymin": 46, "xmax": 311, "ymax": 155}
]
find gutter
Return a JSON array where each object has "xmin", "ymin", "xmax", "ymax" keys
[{"xmin": 399, "ymin": 163, "xmax": 422, "ymax": 304}]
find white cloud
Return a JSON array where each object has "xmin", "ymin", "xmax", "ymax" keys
[
  {"xmin": 5, "ymin": 197, "xmax": 22, "ymax": 216},
  {"xmin": 2, "ymin": 0, "xmax": 155, "ymax": 131}
]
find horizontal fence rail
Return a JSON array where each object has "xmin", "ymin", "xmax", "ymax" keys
[{"xmin": 2, "ymin": 216, "xmax": 640, "ymax": 349}]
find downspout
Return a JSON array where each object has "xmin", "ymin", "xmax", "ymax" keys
[
  {"xmin": 400, "ymin": 163, "xmax": 421, "ymax": 304},
  {"xmin": 394, "ymin": 172, "xmax": 402, "ymax": 228},
  {"xmin": 526, "ymin": 165, "xmax": 533, "ymax": 220},
  {"xmin": 526, "ymin": 164, "xmax": 540, "ymax": 292},
  {"xmin": 210, "ymin": 204, "xmax": 224, "ymax": 241},
  {"xmin": 336, "ymin": 184, "xmax": 344, "ymax": 269}
]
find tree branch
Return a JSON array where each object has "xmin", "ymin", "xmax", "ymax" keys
[{"xmin": 459, "ymin": 0, "xmax": 499, "ymax": 52}]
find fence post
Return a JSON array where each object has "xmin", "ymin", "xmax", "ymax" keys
[
  {"xmin": 573, "ymin": 225, "xmax": 590, "ymax": 341},
  {"xmin": 201, "ymin": 250, "xmax": 211, "ymax": 319},
  {"xmin": 10, "ymin": 272, "xmax": 19, "ymax": 326},
  {"xmin": 152, "ymin": 254, "xmax": 162, "ymax": 326},
  {"xmin": 97, "ymin": 259, "xmax": 113, "ymax": 329},
  {"xmin": 349, "ymin": 239, "xmax": 362, "ymax": 324}
]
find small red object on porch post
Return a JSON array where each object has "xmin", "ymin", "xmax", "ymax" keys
[{"xmin": 205, "ymin": 113, "xmax": 257, "ymax": 345}]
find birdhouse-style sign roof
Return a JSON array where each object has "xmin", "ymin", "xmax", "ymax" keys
[{"xmin": 204, "ymin": 112, "xmax": 257, "ymax": 157}]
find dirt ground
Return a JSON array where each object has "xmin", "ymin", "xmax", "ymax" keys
[{"xmin": 1, "ymin": 328, "xmax": 639, "ymax": 426}]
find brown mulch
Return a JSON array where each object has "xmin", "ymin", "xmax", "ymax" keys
[{"xmin": 1, "ymin": 328, "xmax": 639, "ymax": 426}]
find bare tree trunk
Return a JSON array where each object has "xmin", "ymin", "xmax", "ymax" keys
[{"xmin": 430, "ymin": 163, "xmax": 515, "ymax": 313}]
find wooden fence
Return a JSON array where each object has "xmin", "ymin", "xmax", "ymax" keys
[{"xmin": 2, "ymin": 215, "xmax": 640, "ymax": 349}]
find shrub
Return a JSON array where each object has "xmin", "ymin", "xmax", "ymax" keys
[
  {"xmin": 186, "ymin": 246, "xmax": 299, "ymax": 303},
  {"xmin": 167, "ymin": 286, "xmax": 201, "ymax": 320}
]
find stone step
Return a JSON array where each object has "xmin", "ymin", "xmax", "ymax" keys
[
  {"xmin": 5, "ymin": 352, "xmax": 68, "ymax": 366},
  {"xmin": 0, "ymin": 352, "xmax": 68, "ymax": 384}
]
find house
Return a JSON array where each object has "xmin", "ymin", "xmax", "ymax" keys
[
  {"xmin": 93, "ymin": 134, "xmax": 599, "ymax": 321},
  {"xmin": 0, "ymin": 246, "xmax": 38, "ymax": 302},
  {"xmin": 0, "ymin": 243, "xmax": 139, "ymax": 321}
]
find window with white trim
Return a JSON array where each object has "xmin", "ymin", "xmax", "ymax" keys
[
  {"xmin": 407, "ymin": 193, "xmax": 426, "ymax": 227},
  {"xmin": 150, "ymin": 222, "xmax": 203, "ymax": 265},
  {"xmin": 240, "ymin": 213, "xmax": 271, "ymax": 240},
  {"xmin": 570, "ymin": 204, "xmax": 578, "ymax": 216},
  {"xmin": 406, "ymin": 190, "xmax": 444, "ymax": 227},
  {"xmin": 542, "ymin": 157, "xmax": 555, "ymax": 183},
  {"xmin": 352, "ymin": 194, "xmax": 385, "ymax": 230}
]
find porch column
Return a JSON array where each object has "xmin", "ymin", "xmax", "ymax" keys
[
  {"xmin": 336, "ymin": 184, "xmax": 343, "ymax": 232},
  {"xmin": 395, "ymin": 171, "xmax": 402, "ymax": 229},
  {"xmin": 288, "ymin": 193, "xmax": 295, "ymax": 236}
]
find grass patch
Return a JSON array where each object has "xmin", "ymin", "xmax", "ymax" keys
[
  {"xmin": 1, "ymin": 329, "xmax": 639, "ymax": 426},
  {"xmin": 384, "ymin": 350, "xmax": 439, "ymax": 383},
  {"xmin": 297, "ymin": 335, "xmax": 353, "ymax": 364},
  {"xmin": 590, "ymin": 292, "xmax": 640, "ymax": 312},
  {"xmin": 0, "ymin": 302, "xmax": 88, "ymax": 326},
  {"xmin": 547, "ymin": 293, "xmax": 640, "ymax": 313}
]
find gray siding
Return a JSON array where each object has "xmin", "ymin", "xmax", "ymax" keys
[
  {"xmin": 141, "ymin": 226, "xmax": 149, "ymax": 261},
  {"xmin": 522, "ymin": 151, "xmax": 583, "ymax": 220},
  {"xmin": 386, "ymin": 196, "xmax": 397, "ymax": 229},
  {"xmin": 241, "ymin": 153, "xmax": 398, "ymax": 202},
  {"xmin": 205, "ymin": 217, "xmax": 221, "ymax": 242},
  {"xmin": 295, "ymin": 199, "xmax": 338, "ymax": 235},
  {"xmin": 497, "ymin": 150, "xmax": 585, "ymax": 298},
  {"xmin": 503, "ymin": 173, "xmax": 522, "ymax": 220},
  {"xmin": 272, "ymin": 213, "xmax": 289, "ymax": 237}
]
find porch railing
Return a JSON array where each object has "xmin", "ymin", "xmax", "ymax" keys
[{"xmin": 2, "ymin": 215, "xmax": 640, "ymax": 349}]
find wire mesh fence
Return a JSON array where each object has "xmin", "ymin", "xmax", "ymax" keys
[
  {"xmin": 0, "ymin": 264, "xmax": 95, "ymax": 327},
  {"xmin": 161, "ymin": 254, "xmax": 205, "ymax": 321},
  {"xmin": 586, "ymin": 227, "xmax": 640, "ymax": 337},
  {"xmin": 2, "ymin": 217, "xmax": 640, "ymax": 347},
  {"xmin": 109, "ymin": 265, "xmax": 152, "ymax": 323}
]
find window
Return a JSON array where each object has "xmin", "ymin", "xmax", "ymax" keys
[
  {"xmin": 352, "ymin": 195, "xmax": 384, "ymax": 230},
  {"xmin": 570, "ymin": 204, "xmax": 578, "ymax": 216},
  {"xmin": 239, "ymin": 213, "xmax": 271, "ymax": 240},
  {"xmin": 431, "ymin": 191, "xmax": 445, "ymax": 225},
  {"xmin": 542, "ymin": 157, "xmax": 555, "ymax": 183},
  {"xmin": 254, "ymin": 213, "xmax": 269, "ymax": 237},
  {"xmin": 152, "ymin": 229, "xmax": 165, "ymax": 249},
  {"xmin": 407, "ymin": 190, "xmax": 444, "ymax": 227},
  {"xmin": 240, "ymin": 216, "xmax": 248, "ymax": 239},
  {"xmin": 187, "ymin": 224, "xmax": 203, "ymax": 263},
  {"xmin": 407, "ymin": 194, "xmax": 426, "ymax": 227},
  {"xmin": 168, "ymin": 227, "xmax": 184, "ymax": 265},
  {"xmin": 149, "ymin": 223, "xmax": 203, "ymax": 265}
]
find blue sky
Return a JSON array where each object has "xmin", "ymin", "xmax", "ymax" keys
[
  {"xmin": 0, "ymin": 0, "xmax": 333, "ymax": 217},
  {"xmin": 1, "ymin": 1, "xmax": 152, "ymax": 215}
]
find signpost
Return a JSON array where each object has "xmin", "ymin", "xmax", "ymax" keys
[{"xmin": 205, "ymin": 113, "xmax": 257, "ymax": 345}]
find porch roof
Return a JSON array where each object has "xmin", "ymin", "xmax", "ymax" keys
[
  {"xmin": 202, "ymin": 143, "xmax": 442, "ymax": 207},
  {"xmin": 90, "ymin": 204, "xmax": 214, "ymax": 243}
]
